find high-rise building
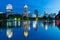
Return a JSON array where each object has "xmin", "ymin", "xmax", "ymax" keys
[{"xmin": 6, "ymin": 4, "xmax": 13, "ymax": 13}]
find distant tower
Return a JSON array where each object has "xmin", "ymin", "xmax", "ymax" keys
[
  {"xmin": 34, "ymin": 9, "xmax": 38, "ymax": 17},
  {"xmin": 6, "ymin": 4, "xmax": 13, "ymax": 15},
  {"xmin": 23, "ymin": 4, "xmax": 28, "ymax": 17}
]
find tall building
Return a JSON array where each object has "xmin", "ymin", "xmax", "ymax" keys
[
  {"xmin": 23, "ymin": 4, "xmax": 30, "ymax": 17},
  {"xmin": 6, "ymin": 4, "xmax": 13, "ymax": 14},
  {"xmin": 34, "ymin": 9, "xmax": 38, "ymax": 17}
]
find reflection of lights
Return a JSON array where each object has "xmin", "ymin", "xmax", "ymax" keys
[
  {"xmin": 14, "ymin": 21, "xmax": 17, "ymax": 27},
  {"xmin": 45, "ymin": 25, "xmax": 48, "ymax": 30},
  {"xmin": 6, "ymin": 29, "xmax": 13, "ymax": 38},
  {"xmin": 36, "ymin": 18, "xmax": 38, "ymax": 21},
  {"xmin": 18, "ymin": 18, "xmax": 20, "ymax": 26},
  {"xmin": 14, "ymin": 18, "xmax": 17, "ymax": 27},
  {"xmin": 33, "ymin": 21, "xmax": 37, "ymax": 28},
  {"xmin": 27, "ymin": 21, "xmax": 30, "ymax": 31},
  {"xmin": 7, "ymin": 22, "xmax": 12, "ymax": 26},
  {"xmin": 7, "ymin": 22, "xmax": 9, "ymax": 27},
  {"xmin": 28, "ymin": 26, "xmax": 30, "ymax": 31},
  {"xmin": 24, "ymin": 21, "xmax": 27, "ymax": 27},
  {"xmin": 18, "ymin": 22, "xmax": 20, "ymax": 27},
  {"xmin": 24, "ymin": 31, "xmax": 28, "ymax": 37}
]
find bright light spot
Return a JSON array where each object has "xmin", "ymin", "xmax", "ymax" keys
[
  {"xmin": 24, "ymin": 21, "xmax": 27, "ymax": 27},
  {"xmin": 6, "ymin": 29, "xmax": 13, "ymax": 38},
  {"xmin": 14, "ymin": 18, "xmax": 17, "ymax": 20},
  {"xmin": 18, "ymin": 22, "xmax": 20, "ymax": 26},
  {"xmin": 45, "ymin": 25, "xmax": 48, "ymax": 30},
  {"xmin": 33, "ymin": 21, "xmax": 37, "ymax": 28},
  {"xmin": 24, "ymin": 31, "xmax": 28, "ymax": 37}
]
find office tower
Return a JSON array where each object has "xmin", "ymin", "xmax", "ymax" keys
[
  {"xmin": 6, "ymin": 4, "xmax": 13, "ymax": 14},
  {"xmin": 6, "ymin": 4, "xmax": 13, "ymax": 28}
]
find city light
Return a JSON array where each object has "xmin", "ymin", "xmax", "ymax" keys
[
  {"xmin": 6, "ymin": 29, "xmax": 13, "ymax": 38},
  {"xmin": 45, "ymin": 25, "xmax": 48, "ymax": 30},
  {"xmin": 24, "ymin": 31, "xmax": 28, "ymax": 37}
]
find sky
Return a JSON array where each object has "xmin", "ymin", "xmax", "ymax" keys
[{"xmin": 0, "ymin": 0, "xmax": 60, "ymax": 14}]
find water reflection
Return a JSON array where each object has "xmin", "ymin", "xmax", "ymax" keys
[
  {"xmin": 6, "ymin": 29, "xmax": 13, "ymax": 38},
  {"xmin": 0, "ymin": 19, "xmax": 57, "ymax": 38}
]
